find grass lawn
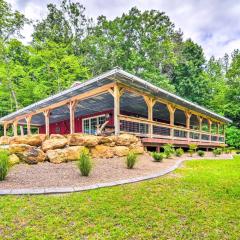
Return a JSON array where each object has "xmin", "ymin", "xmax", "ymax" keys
[{"xmin": 1, "ymin": 156, "xmax": 240, "ymax": 239}]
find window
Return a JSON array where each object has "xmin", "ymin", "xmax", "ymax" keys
[{"xmin": 83, "ymin": 115, "xmax": 106, "ymax": 135}]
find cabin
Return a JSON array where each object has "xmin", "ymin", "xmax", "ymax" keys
[{"xmin": 0, "ymin": 68, "xmax": 231, "ymax": 151}]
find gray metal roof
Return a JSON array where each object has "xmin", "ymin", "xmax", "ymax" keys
[{"xmin": 0, "ymin": 67, "xmax": 232, "ymax": 124}]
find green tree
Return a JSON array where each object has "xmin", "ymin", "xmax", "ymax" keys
[
  {"xmin": 0, "ymin": 0, "xmax": 28, "ymax": 41},
  {"xmin": 172, "ymin": 39, "xmax": 211, "ymax": 106},
  {"xmin": 82, "ymin": 7, "xmax": 183, "ymax": 92}
]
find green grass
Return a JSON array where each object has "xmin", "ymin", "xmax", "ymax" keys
[{"xmin": 1, "ymin": 156, "xmax": 240, "ymax": 239}]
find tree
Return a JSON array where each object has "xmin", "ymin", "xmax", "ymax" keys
[
  {"xmin": 172, "ymin": 39, "xmax": 211, "ymax": 106},
  {"xmin": 82, "ymin": 7, "xmax": 184, "ymax": 92},
  {"xmin": 0, "ymin": 0, "xmax": 28, "ymax": 41}
]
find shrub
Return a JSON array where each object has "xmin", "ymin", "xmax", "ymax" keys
[
  {"xmin": 213, "ymin": 148, "xmax": 222, "ymax": 157},
  {"xmin": 78, "ymin": 149, "xmax": 92, "ymax": 176},
  {"xmin": 175, "ymin": 148, "xmax": 184, "ymax": 157},
  {"xmin": 126, "ymin": 151, "xmax": 137, "ymax": 169},
  {"xmin": 197, "ymin": 150, "xmax": 205, "ymax": 157},
  {"xmin": 152, "ymin": 152, "xmax": 164, "ymax": 162},
  {"xmin": 188, "ymin": 143, "xmax": 198, "ymax": 157},
  {"xmin": 0, "ymin": 150, "xmax": 9, "ymax": 181},
  {"xmin": 163, "ymin": 144, "xmax": 175, "ymax": 158}
]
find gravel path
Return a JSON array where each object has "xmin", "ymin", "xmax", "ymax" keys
[{"xmin": 0, "ymin": 152, "xmax": 232, "ymax": 190}]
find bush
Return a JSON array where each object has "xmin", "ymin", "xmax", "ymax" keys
[
  {"xmin": 126, "ymin": 151, "xmax": 137, "ymax": 169},
  {"xmin": 188, "ymin": 143, "xmax": 198, "ymax": 157},
  {"xmin": 78, "ymin": 149, "xmax": 92, "ymax": 176},
  {"xmin": 163, "ymin": 144, "xmax": 175, "ymax": 158},
  {"xmin": 152, "ymin": 152, "xmax": 164, "ymax": 162},
  {"xmin": 0, "ymin": 150, "xmax": 9, "ymax": 181},
  {"xmin": 197, "ymin": 150, "xmax": 205, "ymax": 157},
  {"xmin": 213, "ymin": 148, "xmax": 222, "ymax": 157},
  {"xmin": 175, "ymin": 148, "xmax": 184, "ymax": 157},
  {"xmin": 225, "ymin": 125, "xmax": 240, "ymax": 149}
]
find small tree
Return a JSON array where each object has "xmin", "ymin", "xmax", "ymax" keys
[
  {"xmin": 163, "ymin": 144, "xmax": 175, "ymax": 158},
  {"xmin": 0, "ymin": 150, "xmax": 9, "ymax": 181},
  {"xmin": 126, "ymin": 151, "xmax": 137, "ymax": 169},
  {"xmin": 188, "ymin": 144, "xmax": 198, "ymax": 157},
  {"xmin": 78, "ymin": 149, "xmax": 92, "ymax": 176}
]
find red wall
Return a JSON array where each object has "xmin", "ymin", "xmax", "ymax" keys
[{"xmin": 39, "ymin": 109, "xmax": 114, "ymax": 135}]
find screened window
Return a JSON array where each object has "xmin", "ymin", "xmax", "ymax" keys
[{"xmin": 83, "ymin": 115, "xmax": 106, "ymax": 135}]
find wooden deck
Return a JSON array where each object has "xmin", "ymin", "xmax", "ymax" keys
[{"xmin": 141, "ymin": 137, "xmax": 226, "ymax": 149}]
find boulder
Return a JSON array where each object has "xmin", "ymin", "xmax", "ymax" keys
[
  {"xmin": 113, "ymin": 146, "xmax": 130, "ymax": 157},
  {"xmin": 99, "ymin": 136, "xmax": 116, "ymax": 147},
  {"xmin": 0, "ymin": 136, "xmax": 10, "ymax": 145},
  {"xmin": 91, "ymin": 145, "xmax": 114, "ymax": 158},
  {"xmin": 9, "ymin": 144, "xmax": 46, "ymax": 164},
  {"xmin": 42, "ymin": 138, "xmax": 68, "ymax": 152},
  {"xmin": 47, "ymin": 146, "xmax": 88, "ymax": 164},
  {"xmin": 50, "ymin": 134, "xmax": 66, "ymax": 139},
  {"xmin": 129, "ymin": 142, "xmax": 144, "ymax": 154},
  {"xmin": 9, "ymin": 134, "xmax": 46, "ymax": 146},
  {"xmin": 115, "ymin": 134, "xmax": 139, "ymax": 146},
  {"xmin": 9, "ymin": 154, "xmax": 20, "ymax": 166},
  {"xmin": 68, "ymin": 134, "xmax": 101, "ymax": 147}
]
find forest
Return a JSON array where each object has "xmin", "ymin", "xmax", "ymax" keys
[{"xmin": 0, "ymin": 0, "xmax": 240, "ymax": 147}]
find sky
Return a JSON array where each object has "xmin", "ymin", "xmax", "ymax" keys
[{"xmin": 6, "ymin": 0, "xmax": 240, "ymax": 59}]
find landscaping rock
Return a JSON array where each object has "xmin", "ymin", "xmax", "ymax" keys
[
  {"xmin": 129, "ymin": 142, "xmax": 144, "ymax": 154},
  {"xmin": 0, "ymin": 136, "xmax": 10, "ymax": 145},
  {"xmin": 9, "ymin": 134, "xmax": 46, "ymax": 146},
  {"xmin": 113, "ymin": 146, "xmax": 130, "ymax": 157},
  {"xmin": 9, "ymin": 144, "xmax": 46, "ymax": 164},
  {"xmin": 99, "ymin": 136, "xmax": 116, "ymax": 147},
  {"xmin": 91, "ymin": 145, "xmax": 114, "ymax": 158},
  {"xmin": 42, "ymin": 138, "xmax": 68, "ymax": 152},
  {"xmin": 115, "ymin": 134, "xmax": 139, "ymax": 146},
  {"xmin": 9, "ymin": 154, "xmax": 20, "ymax": 166},
  {"xmin": 47, "ymin": 146, "xmax": 88, "ymax": 164},
  {"xmin": 50, "ymin": 134, "xmax": 66, "ymax": 139},
  {"xmin": 68, "ymin": 134, "xmax": 101, "ymax": 147}
]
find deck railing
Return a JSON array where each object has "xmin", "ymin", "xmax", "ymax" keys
[{"xmin": 119, "ymin": 115, "xmax": 225, "ymax": 144}]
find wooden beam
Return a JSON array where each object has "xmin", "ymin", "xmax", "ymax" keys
[
  {"xmin": 3, "ymin": 122, "xmax": 8, "ymax": 137},
  {"xmin": 12, "ymin": 82, "xmax": 115, "ymax": 123},
  {"xmin": 143, "ymin": 96, "xmax": 154, "ymax": 137},
  {"xmin": 26, "ymin": 115, "xmax": 32, "ymax": 135},
  {"xmin": 43, "ymin": 110, "xmax": 50, "ymax": 136},
  {"xmin": 68, "ymin": 101, "xmax": 77, "ymax": 134},
  {"xmin": 114, "ymin": 84, "xmax": 120, "ymax": 135},
  {"xmin": 13, "ymin": 120, "xmax": 18, "ymax": 136}
]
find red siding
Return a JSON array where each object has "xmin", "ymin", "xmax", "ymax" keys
[{"xmin": 39, "ymin": 109, "xmax": 114, "ymax": 135}]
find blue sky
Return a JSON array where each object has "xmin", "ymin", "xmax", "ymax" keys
[{"xmin": 7, "ymin": 0, "xmax": 240, "ymax": 58}]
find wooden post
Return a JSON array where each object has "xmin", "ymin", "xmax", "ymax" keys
[
  {"xmin": 3, "ymin": 122, "xmax": 8, "ymax": 137},
  {"xmin": 144, "ymin": 96, "xmax": 155, "ymax": 138},
  {"xmin": 113, "ymin": 84, "xmax": 120, "ymax": 135},
  {"xmin": 43, "ymin": 110, "xmax": 50, "ymax": 136},
  {"xmin": 26, "ymin": 115, "xmax": 32, "ymax": 135},
  {"xmin": 13, "ymin": 120, "xmax": 18, "ymax": 136},
  {"xmin": 217, "ymin": 123, "xmax": 220, "ymax": 142},
  {"xmin": 167, "ymin": 104, "xmax": 175, "ymax": 138},
  {"xmin": 198, "ymin": 116, "xmax": 202, "ymax": 141},
  {"xmin": 68, "ymin": 101, "xmax": 77, "ymax": 134},
  {"xmin": 185, "ymin": 112, "xmax": 191, "ymax": 140}
]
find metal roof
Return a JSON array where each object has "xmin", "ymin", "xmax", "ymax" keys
[{"xmin": 0, "ymin": 67, "xmax": 232, "ymax": 124}]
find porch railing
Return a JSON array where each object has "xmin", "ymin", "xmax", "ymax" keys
[{"xmin": 119, "ymin": 115, "xmax": 225, "ymax": 144}]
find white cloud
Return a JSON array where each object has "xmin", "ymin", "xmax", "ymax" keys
[{"xmin": 6, "ymin": 0, "xmax": 240, "ymax": 58}]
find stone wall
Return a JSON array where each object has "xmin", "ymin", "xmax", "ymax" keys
[{"xmin": 0, "ymin": 134, "xmax": 144, "ymax": 165}]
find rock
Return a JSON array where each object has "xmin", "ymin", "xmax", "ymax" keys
[
  {"xmin": 42, "ymin": 138, "xmax": 68, "ymax": 152},
  {"xmin": 50, "ymin": 134, "xmax": 66, "ymax": 139},
  {"xmin": 113, "ymin": 146, "xmax": 130, "ymax": 157},
  {"xmin": 115, "ymin": 134, "xmax": 139, "ymax": 146},
  {"xmin": 47, "ymin": 146, "xmax": 88, "ymax": 164},
  {"xmin": 68, "ymin": 134, "xmax": 101, "ymax": 147},
  {"xmin": 99, "ymin": 136, "xmax": 116, "ymax": 147},
  {"xmin": 9, "ymin": 154, "xmax": 20, "ymax": 166},
  {"xmin": 0, "ymin": 136, "xmax": 10, "ymax": 145},
  {"xmin": 91, "ymin": 145, "xmax": 114, "ymax": 158},
  {"xmin": 9, "ymin": 134, "xmax": 46, "ymax": 146},
  {"xmin": 9, "ymin": 144, "xmax": 46, "ymax": 164},
  {"xmin": 129, "ymin": 142, "xmax": 144, "ymax": 154}
]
